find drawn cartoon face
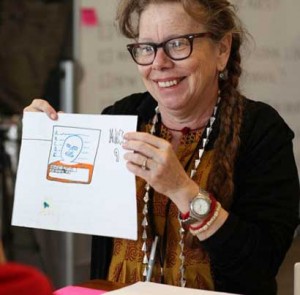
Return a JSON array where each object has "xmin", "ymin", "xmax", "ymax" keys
[{"xmin": 61, "ymin": 135, "xmax": 83, "ymax": 163}]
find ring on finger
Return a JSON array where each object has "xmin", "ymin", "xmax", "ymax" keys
[{"xmin": 142, "ymin": 157, "xmax": 148, "ymax": 170}]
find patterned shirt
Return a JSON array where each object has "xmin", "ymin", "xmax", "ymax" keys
[{"xmin": 108, "ymin": 123, "xmax": 215, "ymax": 290}]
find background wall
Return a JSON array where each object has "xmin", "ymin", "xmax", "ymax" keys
[
  {"xmin": 76, "ymin": 0, "xmax": 300, "ymax": 170},
  {"xmin": 232, "ymin": 0, "xmax": 300, "ymax": 169},
  {"xmin": 76, "ymin": 0, "xmax": 145, "ymax": 115}
]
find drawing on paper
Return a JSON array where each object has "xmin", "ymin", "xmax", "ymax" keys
[{"xmin": 47, "ymin": 126, "xmax": 101, "ymax": 184}]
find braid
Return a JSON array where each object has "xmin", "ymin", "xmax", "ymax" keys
[{"xmin": 207, "ymin": 34, "xmax": 245, "ymax": 208}]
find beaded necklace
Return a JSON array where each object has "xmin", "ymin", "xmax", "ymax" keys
[{"xmin": 141, "ymin": 95, "xmax": 221, "ymax": 286}]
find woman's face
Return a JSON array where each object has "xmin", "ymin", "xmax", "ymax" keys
[{"xmin": 137, "ymin": 3, "xmax": 231, "ymax": 116}]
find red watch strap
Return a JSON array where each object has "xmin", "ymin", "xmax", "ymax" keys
[{"xmin": 180, "ymin": 211, "xmax": 190, "ymax": 220}]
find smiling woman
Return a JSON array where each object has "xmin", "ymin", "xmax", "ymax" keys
[{"xmin": 24, "ymin": 0, "xmax": 299, "ymax": 294}]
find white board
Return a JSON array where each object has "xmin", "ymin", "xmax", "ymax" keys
[{"xmin": 76, "ymin": 0, "xmax": 300, "ymax": 169}]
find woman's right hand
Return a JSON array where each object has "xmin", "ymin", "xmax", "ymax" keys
[{"xmin": 23, "ymin": 98, "xmax": 58, "ymax": 120}]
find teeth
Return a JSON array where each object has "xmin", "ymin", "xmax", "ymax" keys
[{"xmin": 158, "ymin": 80, "xmax": 178, "ymax": 88}]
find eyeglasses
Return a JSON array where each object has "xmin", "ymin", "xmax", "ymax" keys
[{"xmin": 127, "ymin": 32, "xmax": 213, "ymax": 66}]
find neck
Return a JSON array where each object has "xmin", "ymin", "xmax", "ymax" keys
[
  {"xmin": 162, "ymin": 122, "xmax": 205, "ymax": 134},
  {"xmin": 158, "ymin": 94, "xmax": 219, "ymax": 131}
]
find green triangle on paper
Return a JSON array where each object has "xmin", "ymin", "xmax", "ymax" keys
[{"xmin": 43, "ymin": 202, "xmax": 50, "ymax": 209}]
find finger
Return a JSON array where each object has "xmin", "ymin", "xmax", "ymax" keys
[
  {"xmin": 123, "ymin": 132, "xmax": 171, "ymax": 161},
  {"xmin": 123, "ymin": 140, "xmax": 159, "ymax": 164},
  {"xmin": 124, "ymin": 132, "xmax": 168, "ymax": 149},
  {"xmin": 23, "ymin": 98, "xmax": 58, "ymax": 120},
  {"xmin": 124, "ymin": 152, "xmax": 153, "ymax": 170},
  {"xmin": 125, "ymin": 160, "xmax": 151, "ymax": 181}
]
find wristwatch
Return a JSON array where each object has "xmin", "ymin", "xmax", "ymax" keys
[{"xmin": 181, "ymin": 189, "xmax": 212, "ymax": 226}]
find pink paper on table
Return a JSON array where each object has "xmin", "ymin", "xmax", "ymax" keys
[
  {"xmin": 81, "ymin": 8, "xmax": 98, "ymax": 26},
  {"xmin": 54, "ymin": 286, "xmax": 107, "ymax": 295}
]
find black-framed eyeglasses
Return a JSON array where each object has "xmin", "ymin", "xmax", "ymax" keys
[{"xmin": 127, "ymin": 32, "xmax": 213, "ymax": 66}]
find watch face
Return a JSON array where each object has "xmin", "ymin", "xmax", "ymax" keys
[{"xmin": 193, "ymin": 198, "xmax": 210, "ymax": 216}]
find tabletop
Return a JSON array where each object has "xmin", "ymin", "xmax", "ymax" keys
[{"xmin": 80, "ymin": 279, "xmax": 128, "ymax": 292}]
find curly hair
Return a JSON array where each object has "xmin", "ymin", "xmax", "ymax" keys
[{"xmin": 116, "ymin": 0, "xmax": 247, "ymax": 208}]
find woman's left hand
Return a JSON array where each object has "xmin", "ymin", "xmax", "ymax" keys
[{"xmin": 123, "ymin": 132, "xmax": 199, "ymax": 212}]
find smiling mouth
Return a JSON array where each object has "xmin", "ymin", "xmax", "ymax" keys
[{"xmin": 157, "ymin": 78, "xmax": 184, "ymax": 88}]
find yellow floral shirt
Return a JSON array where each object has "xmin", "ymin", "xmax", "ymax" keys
[{"xmin": 108, "ymin": 123, "xmax": 215, "ymax": 290}]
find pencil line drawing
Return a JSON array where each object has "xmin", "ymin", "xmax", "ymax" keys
[{"xmin": 46, "ymin": 126, "xmax": 101, "ymax": 184}]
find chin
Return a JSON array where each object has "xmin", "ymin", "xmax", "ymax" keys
[{"xmin": 158, "ymin": 100, "xmax": 187, "ymax": 112}]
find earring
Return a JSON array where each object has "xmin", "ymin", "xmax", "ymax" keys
[{"xmin": 219, "ymin": 68, "xmax": 228, "ymax": 80}]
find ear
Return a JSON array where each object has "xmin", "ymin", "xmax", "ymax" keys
[{"xmin": 216, "ymin": 32, "xmax": 232, "ymax": 71}]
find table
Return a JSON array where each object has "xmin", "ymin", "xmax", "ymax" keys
[{"xmin": 80, "ymin": 279, "xmax": 128, "ymax": 292}]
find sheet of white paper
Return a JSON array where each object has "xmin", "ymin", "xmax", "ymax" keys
[
  {"xmin": 108, "ymin": 282, "xmax": 237, "ymax": 295},
  {"xmin": 12, "ymin": 112, "xmax": 138, "ymax": 240}
]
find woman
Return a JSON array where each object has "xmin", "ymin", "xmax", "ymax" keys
[{"xmin": 25, "ymin": 0, "xmax": 300, "ymax": 294}]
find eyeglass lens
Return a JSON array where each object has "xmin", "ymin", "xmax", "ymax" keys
[
  {"xmin": 127, "ymin": 33, "xmax": 212, "ymax": 65},
  {"xmin": 130, "ymin": 36, "xmax": 192, "ymax": 65}
]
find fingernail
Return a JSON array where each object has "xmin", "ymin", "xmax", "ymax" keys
[{"xmin": 50, "ymin": 113, "xmax": 57, "ymax": 120}]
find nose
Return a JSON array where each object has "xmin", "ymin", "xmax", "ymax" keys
[{"xmin": 152, "ymin": 47, "xmax": 173, "ymax": 70}]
